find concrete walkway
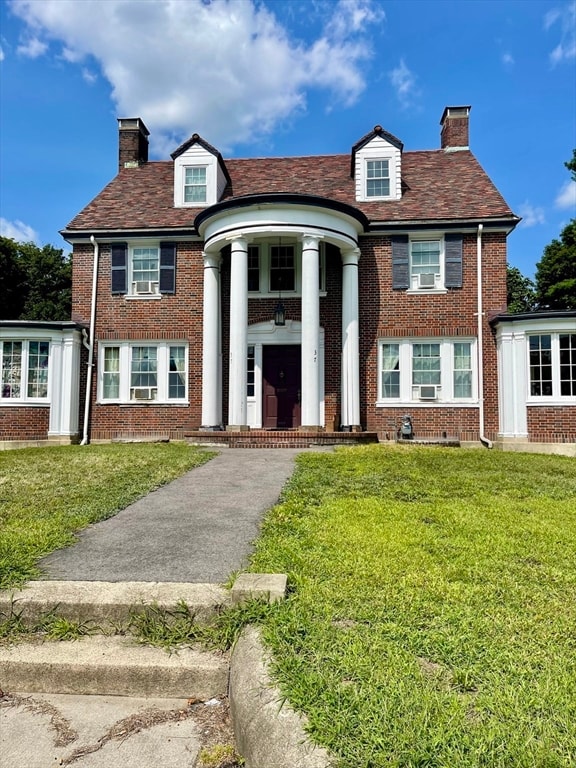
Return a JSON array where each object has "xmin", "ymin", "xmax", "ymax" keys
[{"xmin": 40, "ymin": 448, "xmax": 305, "ymax": 583}]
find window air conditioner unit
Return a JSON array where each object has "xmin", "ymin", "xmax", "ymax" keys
[
  {"xmin": 133, "ymin": 281, "xmax": 158, "ymax": 295},
  {"xmin": 418, "ymin": 273, "xmax": 436, "ymax": 289},
  {"xmin": 131, "ymin": 387, "xmax": 157, "ymax": 401},
  {"xmin": 419, "ymin": 385, "xmax": 438, "ymax": 400}
]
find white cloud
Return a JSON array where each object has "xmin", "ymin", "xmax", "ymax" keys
[
  {"xmin": 0, "ymin": 45, "xmax": 5, "ymax": 62},
  {"xmin": 502, "ymin": 52, "xmax": 514, "ymax": 66},
  {"xmin": 388, "ymin": 58, "xmax": 418, "ymax": 107},
  {"xmin": 555, "ymin": 179, "xmax": 576, "ymax": 210},
  {"xmin": 545, "ymin": 1, "xmax": 576, "ymax": 65},
  {"xmin": 82, "ymin": 68, "xmax": 97, "ymax": 85},
  {"xmin": 16, "ymin": 36, "xmax": 48, "ymax": 58},
  {"xmin": 0, "ymin": 217, "xmax": 39, "ymax": 243},
  {"xmin": 9, "ymin": 0, "xmax": 383, "ymax": 154},
  {"xmin": 518, "ymin": 202, "xmax": 546, "ymax": 227}
]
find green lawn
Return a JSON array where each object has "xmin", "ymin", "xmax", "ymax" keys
[
  {"xmin": 250, "ymin": 445, "xmax": 576, "ymax": 768},
  {"xmin": 0, "ymin": 442, "xmax": 213, "ymax": 589}
]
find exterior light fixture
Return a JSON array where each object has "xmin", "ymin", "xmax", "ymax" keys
[{"xmin": 273, "ymin": 301, "xmax": 286, "ymax": 326}]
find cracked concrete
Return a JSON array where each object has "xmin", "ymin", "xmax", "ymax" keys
[{"xmin": 0, "ymin": 691, "xmax": 241, "ymax": 767}]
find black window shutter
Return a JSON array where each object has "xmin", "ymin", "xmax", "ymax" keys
[
  {"xmin": 159, "ymin": 242, "xmax": 176, "ymax": 294},
  {"xmin": 445, "ymin": 234, "xmax": 463, "ymax": 288},
  {"xmin": 391, "ymin": 235, "xmax": 409, "ymax": 290},
  {"xmin": 111, "ymin": 243, "xmax": 127, "ymax": 294}
]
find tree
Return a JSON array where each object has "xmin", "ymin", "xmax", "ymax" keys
[
  {"xmin": 535, "ymin": 221, "xmax": 576, "ymax": 310},
  {"xmin": 534, "ymin": 151, "xmax": 576, "ymax": 311},
  {"xmin": 0, "ymin": 237, "xmax": 72, "ymax": 321},
  {"xmin": 507, "ymin": 265, "xmax": 536, "ymax": 313}
]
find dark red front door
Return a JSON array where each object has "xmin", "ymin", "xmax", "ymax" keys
[{"xmin": 262, "ymin": 345, "xmax": 301, "ymax": 429}]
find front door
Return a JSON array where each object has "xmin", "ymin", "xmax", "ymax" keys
[{"xmin": 262, "ymin": 345, "xmax": 301, "ymax": 429}]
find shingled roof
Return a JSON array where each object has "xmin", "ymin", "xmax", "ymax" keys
[{"xmin": 64, "ymin": 149, "xmax": 517, "ymax": 234}]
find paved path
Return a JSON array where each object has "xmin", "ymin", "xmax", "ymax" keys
[{"xmin": 40, "ymin": 448, "xmax": 306, "ymax": 583}]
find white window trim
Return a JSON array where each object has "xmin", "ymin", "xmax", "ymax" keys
[
  {"xmin": 357, "ymin": 148, "xmax": 399, "ymax": 202},
  {"xmin": 376, "ymin": 338, "xmax": 478, "ymax": 406},
  {"xmin": 98, "ymin": 342, "xmax": 188, "ymax": 404},
  {"xmin": 406, "ymin": 234, "xmax": 447, "ymax": 294},
  {"xmin": 183, "ymin": 165, "xmax": 208, "ymax": 206},
  {"xmin": 0, "ymin": 339, "xmax": 51, "ymax": 404},
  {"xmin": 175, "ymin": 161, "xmax": 215, "ymax": 208},
  {"xmin": 526, "ymin": 331, "xmax": 576, "ymax": 405},
  {"xmin": 246, "ymin": 241, "xmax": 327, "ymax": 297},
  {"xmin": 124, "ymin": 242, "xmax": 162, "ymax": 299}
]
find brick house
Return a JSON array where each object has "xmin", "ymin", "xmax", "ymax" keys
[{"xmin": 1, "ymin": 105, "xmax": 574, "ymax": 451}]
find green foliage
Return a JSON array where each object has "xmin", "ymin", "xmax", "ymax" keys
[
  {"xmin": 0, "ymin": 443, "xmax": 215, "ymax": 589},
  {"xmin": 535, "ymin": 219, "xmax": 576, "ymax": 310},
  {"xmin": 250, "ymin": 445, "xmax": 576, "ymax": 767},
  {"xmin": 0, "ymin": 236, "xmax": 72, "ymax": 320},
  {"xmin": 506, "ymin": 264, "xmax": 536, "ymax": 313},
  {"xmin": 534, "ymin": 151, "xmax": 576, "ymax": 310}
]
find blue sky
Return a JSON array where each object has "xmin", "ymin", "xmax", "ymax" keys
[{"xmin": 1, "ymin": 0, "xmax": 574, "ymax": 279}]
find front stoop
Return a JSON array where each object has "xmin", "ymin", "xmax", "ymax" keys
[{"xmin": 185, "ymin": 429, "xmax": 378, "ymax": 449}]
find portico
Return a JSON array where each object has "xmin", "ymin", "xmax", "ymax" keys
[{"xmin": 196, "ymin": 195, "xmax": 365, "ymax": 432}]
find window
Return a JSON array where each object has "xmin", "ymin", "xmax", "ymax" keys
[
  {"xmin": 366, "ymin": 159, "xmax": 390, "ymax": 197},
  {"xmin": 248, "ymin": 247, "xmax": 260, "ymax": 292},
  {"xmin": 391, "ymin": 234, "xmax": 463, "ymax": 291},
  {"xmin": 529, "ymin": 333, "xmax": 576, "ymax": 399},
  {"xmin": 111, "ymin": 242, "xmax": 176, "ymax": 296},
  {"xmin": 99, "ymin": 343, "xmax": 188, "ymax": 403},
  {"xmin": 378, "ymin": 338, "xmax": 476, "ymax": 403},
  {"xmin": 381, "ymin": 343, "xmax": 400, "ymax": 398},
  {"xmin": 453, "ymin": 343, "xmax": 473, "ymax": 398},
  {"xmin": 270, "ymin": 245, "xmax": 295, "ymax": 292},
  {"xmin": 1, "ymin": 340, "xmax": 49, "ymax": 401},
  {"xmin": 184, "ymin": 167, "xmax": 207, "ymax": 203},
  {"xmin": 247, "ymin": 345, "xmax": 255, "ymax": 397},
  {"xmin": 411, "ymin": 241, "xmax": 441, "ymax": 289}
]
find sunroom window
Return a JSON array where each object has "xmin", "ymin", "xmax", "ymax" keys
[
  {"xmin": 0, "ymin": 340, "xmax": 49, "ymax": 401},
  {"xmin": 529, "ymin": 333, "xmax": 576, "ymax": 399}
]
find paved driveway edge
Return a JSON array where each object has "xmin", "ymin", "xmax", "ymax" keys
[{"xmin": 229, "ymin": 625, "xmax": 332, "ymax": 768}]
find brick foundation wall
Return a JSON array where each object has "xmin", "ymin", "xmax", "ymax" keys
[
  {"xmin": 527, "ymin": 406, "xmax": 576, "ymax": 443},
  {"xmin": 0, "ymin": 407, "xmax": 50, "ymax": 440}
]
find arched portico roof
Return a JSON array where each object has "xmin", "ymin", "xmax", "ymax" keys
[{"xmin": 195, "ymin": 193, "xmax": 368, "ymax": 253}]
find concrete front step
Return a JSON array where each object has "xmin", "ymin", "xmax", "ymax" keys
[
  {"xmin": 0, "ymin": 635, "xmax": 229, "ymax": 698},
  {"xmin": 0, "ymin": 581, "xmax": 230, "ymax": 628}
]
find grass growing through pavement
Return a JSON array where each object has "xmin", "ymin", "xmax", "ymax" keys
[
  {"xmin": 0, "ymin": 442, "xmax": 214, "ymax": 589},
  {"xmin": 249, "ymin": 445, "xmax": 576, "ymax": 768}
]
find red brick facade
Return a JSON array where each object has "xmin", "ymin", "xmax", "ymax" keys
[{"xmin": 0, "ymin": 406, "xmax": 50, "ymax": 441}]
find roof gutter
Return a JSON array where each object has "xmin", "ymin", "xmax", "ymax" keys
[
  {"xmin": 476, "ymin": 224, "xmax": 492, "ymax": 449},
  {"xmin": 81, "ymin": 235, "xmax": 99, "ymax": 445}
]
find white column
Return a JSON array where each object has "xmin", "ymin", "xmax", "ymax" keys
[
  {"xmin": 201, "ymin": 252, "xmax": 222, "ymax": 429},
  {"xmin": 341, "ymin": 247, "xmax": 361, "ymax": 429},
  {"xmin": 228, "ymin": 236, "xmax": 249, "ymax": 429},
  {"xmin": 301, "ymin": 234, "xmax": 321, "ymax": 428},
  {"xmin": 48, "ymin": 337, "xmax": 63, "ymax": 435}
]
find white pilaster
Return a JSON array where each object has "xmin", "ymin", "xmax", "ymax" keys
[
  {"xmin": 201, "ymin": 252, "xmax": 222, "ymax": 428},
  {"xmin": 48, "ymin": 338, "xmax": 63, "ymax": 435},
  {"xmin": 228, "ymin": 237, "xmax": 249, "ymax": 428},
  {"xmin": 497, "ymin": 329, "xmax": 528, "ymax": 438},
  {"xmin": 301, "ymin": 234, "xmax": 321, "ymax": 427},
  {"xmin": 48, "ymin": 332, "xmax": 81, "ymax": 437},
  {"xmin": 341, "ymin": 247, "xmax": 361, "ymax": 429}
]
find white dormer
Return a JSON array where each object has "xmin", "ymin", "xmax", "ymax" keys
[
  {"xmin": 171, "ymin": 134, "xmax": 230, "ymax": 208},
  {"xmin": 352, "ymin": 125, "xmax": 403, "ymax": 203}
]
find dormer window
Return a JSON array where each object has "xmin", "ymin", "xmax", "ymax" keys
[
  {"xmin": 366, "ymin": 159, "xmax": 390, "ymax": 198},
  {"xmin": 184, "ymin": 167, "xmax": 207, "ymax": 204}
]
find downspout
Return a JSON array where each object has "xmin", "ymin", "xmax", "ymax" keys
[
  {"xmin": 476, "ymin": 224, "xmax": 493, "ymax": 448},
  {"xmin": 81, "ymin": 235, "xmax": 99, "ymax": 445}
]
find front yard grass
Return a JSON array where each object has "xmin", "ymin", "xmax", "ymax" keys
[
  {"xmin": 0, "ymin": 442, "xmax": 213, "ymax": 589},
  {"xmin": 250, "ymin": 445, "xmax": 576, "ymax": 768}
]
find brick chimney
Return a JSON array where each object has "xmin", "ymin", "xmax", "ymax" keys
[
  {"xmin": 440, "ymin": 106, "xmax": 471, "ymax": 150},
  {"xmin": 118, "ymin": 118, "xmax": 150, "ymax": 171}
]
